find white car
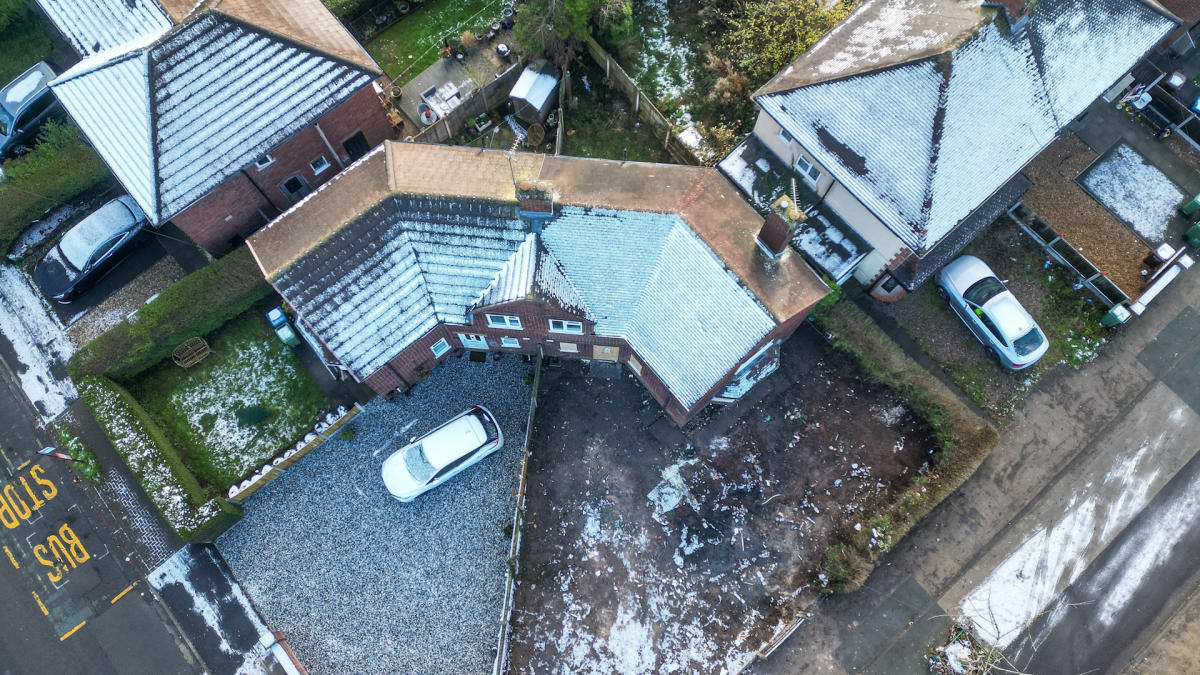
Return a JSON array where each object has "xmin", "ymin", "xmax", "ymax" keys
[
  {"xmin": 936, "ymin": 255, "xmax": 1049, "ymax": 371},
  {"xmin": 382, "ymin": 406, "xmax": 504, "ymax": 502}
]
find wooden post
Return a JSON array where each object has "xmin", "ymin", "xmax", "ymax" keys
[
  {"xmin": 606, "ymin": 55, "xmax": 611, "ymax": 79},
  {"xmin": 443, "ymin": 117, "xmax": 451, "ymax": 142},
  {"xmin": 634, "ymin": 91, "xmax": 640, "ymax": 116}
]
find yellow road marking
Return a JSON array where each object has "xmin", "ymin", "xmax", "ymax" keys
[
  {"xmin": 31, "ymin": 591, "xmax": 48, "ymax": 616},
  {"xmin": 59, "ymin": 621, "xmax": 85, "ymax": 641},
  {"xmin": 16, "ymin": 460, "xmax": 30, "ymax": 471},
  {"xmin": 3, "ymin": 545, "xmax": 17, "ymax": 569},
  {"xmin": 110, "ymin": 581, "xmax": 137, "ymax": 604}
]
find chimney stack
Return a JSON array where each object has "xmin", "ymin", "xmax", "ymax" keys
[
  {"xmin": 757, "ymin": 195, "xmax": 806, "ymax": 259},
  {"xmin": 517, "ymin": 180, "xmax": 554, "ymax": 233}
]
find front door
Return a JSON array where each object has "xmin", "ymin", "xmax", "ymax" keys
[
  {"xmin": 593, "ymin": 345, "xmax": 619, "ymax": 361},
  {"xmin": 343, "ymin": 131, "xmax": 370, "ymax": 161},
  {"xmin": 459, "ymin": 334, "xmax": 488, "ymax": 350}
]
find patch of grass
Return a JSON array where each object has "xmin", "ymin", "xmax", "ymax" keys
[
  {"xmin": 366, "ymin": 0, "xmax": 506, "ymax": 83},
  {"xmin": 0, "ymin": 9, "xmax": 52, "ymax": 85},
  {"xmin": 340, "ymin": 426, "xmax": 355, "ymax": 442},
  {"xmin": 54, "ymin": 427, "xmax": 100, "ymax": 482},
  {"xmin": 69, "ymin": 246, "xmax": 270, "ymax": 380},
  {"xmin": 0, "ymin": 122, "xmax": 112, "ymax": 255},
  {"xmin": 564, "ymin": 65, "xmax": 674, "ymax": 163},
  {"xmin": 811, "ymin": 299, "xmax": 999, "ymax": 593},
  {"xmin": 820, "ymin": 543, "xmax": 871, "ymax": 593},
  {"xmin": 129, "ymin": 312, "xmax": 327, "ymax": 490}
]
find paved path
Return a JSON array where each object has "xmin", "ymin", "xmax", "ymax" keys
[{"xmin": 753, "ymin": 246, "xmax": 1200, "ymax": 674}]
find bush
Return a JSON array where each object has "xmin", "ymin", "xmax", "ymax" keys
[
  {"xmin": 811, "ymin": 299, "xmax": 999, "ymax": 593},
  {"xmin": 55, "ymin": 427, "xmax": 100, "ymax": 481},
  {"xmin": 0, "ymin": 0, "xmax": 28, "ymax": 33},
  {"xmin": 0, "ymin": 122, "xmax": 112, "ymax": 255},
  {"xmin": 69, "ymin": 246, "xmax": 272, "ymax": 380},
  {"xmin": 321, "ymin": 0, "xmax": 375, "ymax": 20}
]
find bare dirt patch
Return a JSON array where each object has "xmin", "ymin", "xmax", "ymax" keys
[
  {"xmin": 1021, "ymin": 133, "xmax": 1152, "ymax": 297},
  {"xmin": 507, "ymin": 329, "xmax": 934, "ymax": 674}
]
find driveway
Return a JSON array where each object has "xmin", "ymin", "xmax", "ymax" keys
[
  {"xmin": 752, "ymin": 253, "xmax": 1200, "ymax": 673},
  {"xmin": 217, "ymin": 354, "xmax": 534, "ymax": 675}
]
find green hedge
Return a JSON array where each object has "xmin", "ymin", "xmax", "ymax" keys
[
  {"xmin": 69, "ymin": 246, "xmax": 272, "ymax": 380},
  {"xmin": 321, "ymin": 0, "xmax": 375, "ymax": 20},
  {"xmin": 78, "ymin": 376, "xmax": 221, "ymax": 539},
  {"xmin": 0, "ymin": 121, "xmax": 111, "ymax": 255}
]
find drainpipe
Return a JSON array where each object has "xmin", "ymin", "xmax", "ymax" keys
[
  {"xmin": 315, "ymin": 122, "xmax": 345, "ymax": 170},
  {"xmin": 240, "ymin": 169, "xmax": 277, "ymax": 211},
  {"xmin": 386, "ymin": 362, "xmax": 410, "ymax": 392}
]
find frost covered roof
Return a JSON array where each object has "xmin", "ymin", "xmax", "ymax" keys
[
  {"xmin": 33, "ymin": 0, "xmax": 172, "ymax": 56},
  {"xmin": 755, "ymin": 0, "xmax": 1176, "ymax": 252},
  {"xmin": 47, "ymin": 3, "xmax": 378, "ymax": 224},
  {"xmin": 252, "ymin": 143, "xmax": 826, "ymax": 409},
  {"xmin": 509, "ymin": 61, "xmax": 559, "ymax": 111}
]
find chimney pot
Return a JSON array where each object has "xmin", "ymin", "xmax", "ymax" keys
[{"xmin": 757, "ymin": 195, "xmax": 807, "ymax": 259}]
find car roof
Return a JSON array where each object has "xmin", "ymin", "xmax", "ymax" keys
[
  {"xmin": 943, "ymin": 255, "xmax": 994, "ymax": 289},
  {"xmin": 58, "ymin": 197, "xmax": 141, "ymax": 268},
  {"xmin": 1, "ymin": 62, "xmax": 54, "ymax": 116},
  {"xmin": 421, "ymin": 414, "xmax": 486, "ymax": 469},
  {"xmin": 985, "ymin": 293, "xmax": 1035, "ymax": 340}
]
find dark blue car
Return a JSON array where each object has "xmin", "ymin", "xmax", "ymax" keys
[
  {"xmin": 35, "ymin": 196, "xmax": 149, "ymax": 303},
  {"xmin": 0, "ymin": 62, "xmax": 64, "ymax": 158}
]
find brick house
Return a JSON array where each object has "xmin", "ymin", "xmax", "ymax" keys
[
  {"xmin": 720, "ymin": 0, "xmax": 1177, "ymax": 300},
  {"xmin": 246, "ymin": 142, "xmax": 830, "ymax": 424},
  {"xmin": 36, "ymin": 0, "xmax": 393, "ymax": 255}
]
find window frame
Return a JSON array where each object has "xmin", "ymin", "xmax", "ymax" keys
[
  {"xmin": 485, "ymin": 314, "xmax": 522, "ymax": 330},
  {"xmin": 548, "ymin": 319, "xmax": 584, "ymax": 335},
  {"xmin": 500, "ymin": 336, "xmax": 520, "ymax": 348},
  {"xmin": 310, "ymin": 155, "xmax": 332, "ymax": 175},
  {"xmin": 794, "ymin": 154, "xmax": 822, "ymax": 185},
  {"xmin": 558, "ymin": 342, "xmax": 579, "ymax": 353},
  {"xmin": 254, "ymin": 154, "xmax": 275, "ymax": 171},
  {"xmin": 430, "ymin": 337, "xmax": 451, "ymax": 358},
  {"xmin": 778, "ymin": 128, "xmax": 793, "ymax": 147}
]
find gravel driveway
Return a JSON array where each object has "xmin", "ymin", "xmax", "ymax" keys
[{"xmin": 218, "ymin": 354, "xmax": 534, "ymax": 675}]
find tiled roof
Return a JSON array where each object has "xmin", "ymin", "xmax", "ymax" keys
[
  {"xmin": 33, "ymin": 0, "xmax": 172, "ymax": 55},
  {"xmin": 251, "ymin": 143, "xmax": 825, "ymax": 409},
  {"xmin": 51, "ymin": 11, "xmax": 376, "ymax": 224},
  {"xmin": 755, "ymin": 0, "xmax": 1176, "ymax": 253}
]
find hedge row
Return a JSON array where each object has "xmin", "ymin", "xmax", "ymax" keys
[
  {"xmin": 78, "ymin": 375, "xmax": 222, "ymax": 539},
  {"xmin": 812, "ymin": 298, "xmax": 999, "ymax": 593},
  {"xmin": 0, "ymin": 121, "xmax": 111, "ymax": 255},
  {"xmin": 69, "ymin": 246, "xmax": 272, "ymax": 380}
]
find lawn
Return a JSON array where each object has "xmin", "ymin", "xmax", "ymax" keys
[
  {"xmin": 0, "ymin": 10, "xmax": 53, "ymax": 85},
  {"xmin": 366, "ymin": 0, "xmax": 508, "ymax": 84},
  {"xmin": 563, "ymin": 61, "xmax": 674, "ymax": 164},
  {"xmin": 129, "ymin": 311, "xmax": 328, "ymax": 490},
  {"xmin": 875, "ymin": 216, "xmax": 1108, "ymax": 418}
]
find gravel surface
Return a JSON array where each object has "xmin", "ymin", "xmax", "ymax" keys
[
  {"xmin": 218, "ymin": 353, "xmax": 534, "ymax": 675},
  {"xmin": 66, "ymin": 255, "xmax": 184, "ymax": 347}
]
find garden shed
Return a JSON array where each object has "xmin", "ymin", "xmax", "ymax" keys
[{"xmin": 509, "ymin": 59, "xmax": 559, "ymax": 124}]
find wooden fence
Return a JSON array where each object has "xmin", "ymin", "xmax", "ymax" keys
[
  {"xmin": 491, "ymin": 348, "xmax": 543, "ymax": 675},
  {"xmin": 581, "ymin": 35, "xmax": 702, "ymax": 166},
  {"xmin": 408, "ymin": 59, "xmax": 525, "ymax": 145}
]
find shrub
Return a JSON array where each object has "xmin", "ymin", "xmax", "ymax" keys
[
  {"xmin": 69, "ymin": 246, "xmax": 272, "ymax": 380},
  {"xmin": 0, "ymin": 0, "xmax": 27, "ymax": 33},
  {"xmin": 340, "ymin": 427, "xmax": 355, "ymax": 442},
  {"xmin": 55, "ymin": 427, "xmax": 100, "ymax": 481},
  {"xmin": 0, "ymin": 121, "xmax": 112, "ymax": 255},
  {"xmin": 321, "ymin": 0, "xmax": 375, "ymax": 20}
]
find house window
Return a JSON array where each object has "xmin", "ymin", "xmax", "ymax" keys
[
  {"xmin": 500, "ymin": 337, "xmax": 520, "ymax": 348},
  {"xmin": 559, "ymin": 342, "xmax": 578, "ymax": 353},
  {"xmin": 430, "ymin": 338, "xmax": 450, "ymax": 357},
  {"xmin": 310, "ymin": 155, "xmax": 331, "ymax": 175},
  {"xmin": 280, "ymin": 174, "xmax": 311, "ymax": 204},
  {"xmin": 343, "ymin": 131, "xmax": 370, "ymax": 161},
  {"xmin": 777, "ymin": 128, "xmax": 793, "ymax": 147},
  {"xmin": 486, "ymin": 314, "xmax": 522, "ymax": 329},
  {"xmin": 254, "ymin": 154, "xmax": 275, "ymax": 171},
  {"xmin": 794, "ymin": 154, "xmax": 821, "ymax": 184},
  {"xmin": 628, "ymin": 354, "xmax": 643, "ymax": 375},
  {"xmin": 549, "ymin": 319, "xmax": 583, "ymax": 334}
]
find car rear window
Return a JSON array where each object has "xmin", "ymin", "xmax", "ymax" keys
[
  {"xmin": 963, "ymin": 277, "xmax": 1005, "ymax": 307},
  {"xmin": 1013, "ymin": 328, "xmax": 1044, "ymax": 357}
]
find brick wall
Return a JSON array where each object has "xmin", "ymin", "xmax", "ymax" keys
[
  {"xmin": 171, "ymin": 84, "xmax": 393, "ymax": 255},
  {"xmin": 355, "ymin": 297, "xmax": 818, "ymax": 425}
]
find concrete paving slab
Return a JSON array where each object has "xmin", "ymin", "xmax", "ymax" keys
[
  {"xmin": 1163, "ymin": 345, "xmax": 1200, "ymax": 415},
  {"xmin": 948, "ymin": 382, "xmax": 1200, "ymax": 647},
  {"xmin": 834, "ymin": 574, "xmax": 947, "ymax": 674},
  {"xmin": 1136, "ymin": 305, "xmax": 1200, "ymax": 375}
]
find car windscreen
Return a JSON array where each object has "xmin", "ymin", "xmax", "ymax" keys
[
  {"xmin": 1013, "ymin": 328, "xmax": 1044, "ymax": 357},
  {"xmin": 963, "ymin": 277, "xmax": 1006, "ymax": 307},
  {"xmin": 58, "ymin": 201, "xmax": 135, "ymax": 269},
  {"xmin": 403, "ymin": 443, "xmax": 436, "ymax": 484}
]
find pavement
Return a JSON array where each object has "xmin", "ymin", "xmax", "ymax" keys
[
  {"xmin": 218, "ymin": 353, "xmax": 535, "ymax": 675},
  {"xmin": 751, "ymin": 239, "xmax": 1200, "ymax": 674}
]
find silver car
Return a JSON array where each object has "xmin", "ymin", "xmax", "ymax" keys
[
  {"xmin": 381, "ymin": 406, "xmax": 504, "ymax": 502},
  {"xmin": 936, "ymin": 255, "xmax": 1049, "ymax": 370}
]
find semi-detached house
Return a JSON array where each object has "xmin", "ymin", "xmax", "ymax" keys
[
  {"xmin": 246, "ymin": 142, "xmax": 830, "ymax": 424},
  {"xmin": 34, "ymin": 0, "xmax": 393, "ymax": 255},
  {"xmin": 724, "ymin": 0, "xmax": 1179, "ymax": 300}
]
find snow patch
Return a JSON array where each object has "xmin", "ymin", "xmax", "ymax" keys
[
  {"xmin": 0, "ymin": 264, "xmax": 77, "ymax": 420},
  {"xmin": 1080, "ymin": 143, "xmax": 1185, "ymax": 243}
]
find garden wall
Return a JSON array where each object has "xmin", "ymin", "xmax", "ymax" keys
[
  {"xmin": 581, "ymin": 35, "xmax": 701, "ymax": 166},
  {"xmin": 409, "ymin": 59, "xmax": 524, "ymax": 145}
]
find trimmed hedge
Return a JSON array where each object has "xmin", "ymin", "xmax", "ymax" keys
[
  {"xmin": 69, "ymin": 246, "xmax": 272, "ymax": 380},
  {"xmin": 0, "ymin": 121, "xmax": 111, "ymax": 255},
  {"xmin": 812, "ymin": 299, "xmax": 999, "ymax": 593}
]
